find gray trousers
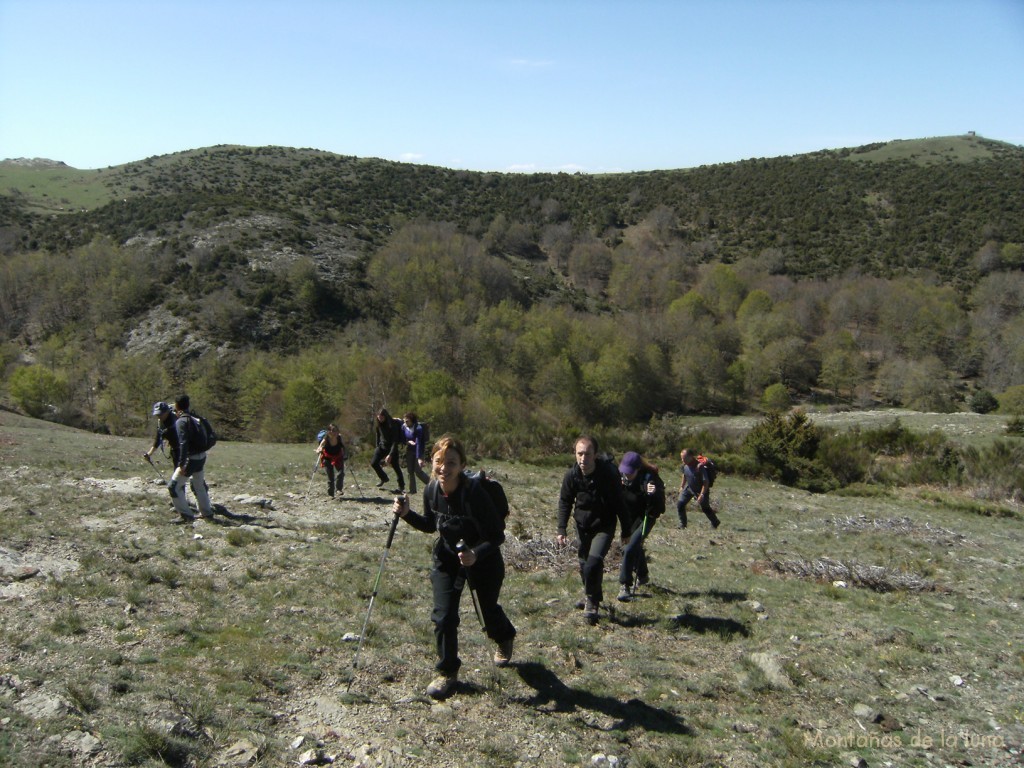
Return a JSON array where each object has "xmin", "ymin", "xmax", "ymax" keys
[{"xmin": 168, "ymin": 455, "xmax": 212, "ymax": 518}]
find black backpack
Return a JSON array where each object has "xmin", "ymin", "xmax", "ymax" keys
[
  {"xmin": 427, "ymin": 471, "xmax": 510, "ymax": 532},
  {"xmin": 187, "ymin": 413, "xmax": 217, "ymax": 452},
  {"xmin": 466, "ymin": 470, "xmax": 509, "ymax": 520},
  {"xmin": 419, "ymin": 421, "xmax": 430, "ymax": 448}
]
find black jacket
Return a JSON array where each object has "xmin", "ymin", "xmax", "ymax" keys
[
  {"xmin": 375, "ymin": 417, "xmax": 404, "ymax": 454},
  {"xmin": 557, "ymin": 458, "xmax": 626, "ymax": 536},
  {"xmin": 622, "ymin": 469, "xmax": 666, "ymax": 535},
  {"xmin": 402, "ymin": 474, "xmax": 505, "ymax": 561},
  {"xmin": 152, "ymin": 416, "xmax": 181, "ymax": 466}
]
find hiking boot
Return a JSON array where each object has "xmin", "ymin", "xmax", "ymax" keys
[
  {"xmin": 710, "ymin": 514, "xmax": 721, "ymax": 529},
  {"xmin": 494, "ymin": 638, "xmax": 514, "ymax": 667},
  {"xmin": 375, "ymin": 479, "xmax": 387, "ymax": 489},
  {"xmin": 583, "ymin": 598, "xmax": 599, "ymax": 624},
  {"xmin": 636, "ymin": 575, "xmax": 650, "ymax": 587},
  {"xmin": 574, "ymin": 596, "xmax": 587, "ymax": 610},
  {"xmin": 425, "ymin": 672, "xmax": 457, "ymax": 699},
  {"xmin": 616, "ymin": 584, "xmax": 633, "ymax": 602}
]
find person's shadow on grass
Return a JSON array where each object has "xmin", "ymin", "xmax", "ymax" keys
[
  {"xmin": 669, "ymin": 609, "xmax": 750, "ymax": 639},
  {"xmin": 513, "ymin": 661, "xmax": 693, "ymax": 735}
]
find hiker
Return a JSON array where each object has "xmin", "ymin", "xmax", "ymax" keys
[
  {"xmin": 677, "ymin": 448, "xmax": 720, "ymax": 529},
  {"xmin": 144, "ymin": 401, "xmax": 180, "ymax": 468},
  {"xmin": 393, "ymin": 434, "xmax": 516, "ymax": 700},
  {"xmin": 616, "ymin": 451, "xmax": 666, "ymax": 601},
  {"xmin": 370, "ymin": 408, "xmax": 405, "ymax": 492},
  {"xmin": 170, "ymin": 394, "xmax": 214, "ymax": 521},
  {"xmin": 316, "ymin": 424, "xmax": 346, "ymax": 498},
  {"xmin": 556, "ymin": 436, "xmax": 627, "ymax": 624},
  {"xmin": 401, "ymin": 412, "xmax": 431, "ymax": 494}
]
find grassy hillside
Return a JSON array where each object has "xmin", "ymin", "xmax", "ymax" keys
[
  {"xmin": 0, "ymin": 159, "xmax": 118, "ymax": 213},
  {"xmin": 1, "ymin": 409, "xmax": 1022, "ymax": 767}
]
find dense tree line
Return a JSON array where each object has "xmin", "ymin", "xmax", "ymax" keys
[{"xmin": 3, "ymin": 219, "xmax": 1024, "ymax": 457}]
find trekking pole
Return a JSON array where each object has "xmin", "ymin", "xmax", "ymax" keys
[
  {"xmin": 456, "ymin": 540, "xmax": 487, "ymax": 633},
  {"xmin": 349, "ymin": 458, "xmax": 363, "ymax": 493},
  {"xmin": 304, "ymin": 454, "xmax": 320, "ymax": 501},
  {"xmin": 143, "ymin": 453, "xmax": 164, "ymax": 483},
  {"xmin": 347, "ymin": 510, "xmax": 401, "ymax": 692}
]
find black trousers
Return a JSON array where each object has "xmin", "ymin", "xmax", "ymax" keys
[
  {"xmin": 620, "ymin": 517, "xmax": 655, "ymax": 585},
  {"xmin": 677, "ymin": 488, "xmax": 719, "ymax": 527},
  {"xmin": 574, "ymin": 526, "xmax": 614, "ymax": 604},
  {"xmin": 370, "ymin": 447, "xmax": 404, "ymax": 490},
  {"xmin": 429, "ymin": 543, "xmax": 515, "ymax": 675}
]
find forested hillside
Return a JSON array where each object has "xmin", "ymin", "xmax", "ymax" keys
[{"xmin": 1, "ymin": 135, "xmax": 1023, "ymax": 454}]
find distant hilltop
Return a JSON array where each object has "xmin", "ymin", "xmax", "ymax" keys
[{"xmin": 0, "ymin": 157, "xmax": 70, "ymax": 169}]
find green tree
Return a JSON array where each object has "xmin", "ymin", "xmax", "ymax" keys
[
  {"xmin": 280, "ymin": 379, "xmax": 332, "ymax": 443},
  {"xmin": 761, "ymin": 382, "xmax": 791, "ymax": 412},
  {"xmin": 8, "ymin": 364, "xmax": 69, "ymax": 419}
]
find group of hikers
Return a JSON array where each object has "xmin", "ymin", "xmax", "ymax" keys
[
  {"xmin": 146, "ymin": 401, "xmax": 721, "ymax": 700},
  {"xmin": 389, "ymin": 430, "xmax": 720, "ymax": 700}
]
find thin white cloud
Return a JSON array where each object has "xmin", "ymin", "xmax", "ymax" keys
[{"xmin": 399, "ymin": 152, "xmax": 424, "ymax": 163}]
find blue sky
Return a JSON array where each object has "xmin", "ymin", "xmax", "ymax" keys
[{"xmin": 2, "ymin": 0, "xmax": 1023, "ymax": 172}]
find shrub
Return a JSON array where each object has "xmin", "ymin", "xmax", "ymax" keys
[
  {"xmin": 998, "ymin": 385, "xmax": 1024, "ymax": 414},
  {"xmin": 960, "ymin": 440, "xmax": 1024, "ymax": 503},
  {"xmin": 969, "ymin": 389, "xmax": 999, "ymax": 414},
  {"xmin": 743, "ymin": 411, "xmax": 834, "ymax": 490}
]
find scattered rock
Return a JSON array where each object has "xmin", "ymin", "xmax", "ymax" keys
[
  {"xmin": 219, "ymin": 738, "xmax": 261, "ymax": 765},
  {"xmin": 234, "ymin": 494, "xmax": 275, "ymax": 509},
  {"xmin": 748, "ymin": 652, "xmax": 793, "ymax": 690},
  {"xmin": 854, "ymin": 703, "xmax": 875, "ymax": 720}
]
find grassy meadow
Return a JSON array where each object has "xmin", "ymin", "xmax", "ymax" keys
[{"xmin": 0, "ymin": 409, "xmax": 1022, "ymax": 767}]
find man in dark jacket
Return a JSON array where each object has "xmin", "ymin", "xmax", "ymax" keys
[
  {"xmin": 556, "ymin": 436, "xmax": 627, "ymax": 624},
  {"xmin": 144, "ymin": 401, "xmax": 180, "ymax": 467},
  {"xmin": 170, "ymin": 394, "xmax": 214, "ymax": 521}
]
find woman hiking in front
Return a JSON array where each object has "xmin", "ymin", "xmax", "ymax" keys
[{"xmin": 393, "ymin": 434, "xmax": 516, "ymax": 699}]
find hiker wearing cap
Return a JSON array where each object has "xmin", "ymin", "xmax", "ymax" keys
[
  {"xmin": 616, "ymin": 451, "xmax": 666, "ymax": 602},
  {"xmin": 316, "ymin": 424, "xmax": 346, "ymax": 497},
  {"xmin": 556, "ymin": 436, "xmax": 627, "ymax": 624},
  {"xmin": 145, "ymin": 401, "xmax": 181, "ymax": 467},
  {"xmin": 677, "ymin": 448, "xmax": 720, "ymax": 529},
  {"xmin": 170, "ymin": 394, "xmax": 214, "ymax": 521}
]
